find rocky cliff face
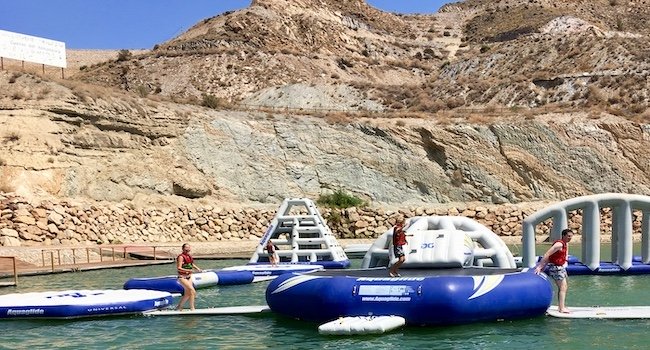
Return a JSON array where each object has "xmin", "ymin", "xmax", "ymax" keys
[
  {"xmin": 1, "ymin": 0, "xmax": 649, "ymax": 208},
  {"xmin": 1, "ymin": 71, "xmax": 648, "ymax": 205}
]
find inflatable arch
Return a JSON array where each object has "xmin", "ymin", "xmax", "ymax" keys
[
  {"xmin": 361, "ymin": 216, "xmax": 516, "ymax": 269},
  {"xmin": 522, "ymin": 193, "xmax": 650, "ymax": 271},
  {"xmin": 248, "ymin": 198, "xmax": 349, "ymax": 269}
]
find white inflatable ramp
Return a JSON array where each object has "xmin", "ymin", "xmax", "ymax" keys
[
  {"xmin": 318, "ymin": 316, "xmax": 406, "ymax": 335},
  {"xmin": 144, "ymin": 305, "xmax": 270, "ymax": 317},
  {"xmin": 547, "ymin": 306, "xmax": 650, "ymax": 319}
]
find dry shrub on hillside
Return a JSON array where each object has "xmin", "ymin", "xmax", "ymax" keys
[
  {"xmin": 3, "ymin": 131, "xmax": 21, "ymax": 143},
  {"xmin": 585, "ymin": 86, "xmax": 606, "ymax": 107},
  {"xmin": 446, "ymin": 97, "xmax": 465, "ymax": 109},
  {"xmin": 636, "ymin": 108, "xmax": 650, "ymax": 122},
  {"xmin": 37, "ymin": 86, "xmax": 51, "ymax": 100},
  {"xmin": 11, "ymin": 90, "xmax": 27, "ymax": 100},
  {"xmin": 324, "ymin": 112, "xmax": 351, "ymax": 125},
  {"xmin": 57, "ymin": 79, "xmax": 106, "ymax": 102}
]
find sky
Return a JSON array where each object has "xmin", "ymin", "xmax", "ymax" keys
[{"xmin": 1, "ymin": 0, "xmax": 454, "ymax": 49}]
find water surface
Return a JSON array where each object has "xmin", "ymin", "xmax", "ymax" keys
[{"xmin": 1, "ymin": 258, "xmax": 649, "ymax": 349}]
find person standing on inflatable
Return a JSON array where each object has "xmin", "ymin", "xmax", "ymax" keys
[
  {"xmin": 534, "ymin": 228, "xmax": 574, "ymax": 313},
  {"xmin": 389, "ymin": 218, "xmax": 408, "ymax": 277},
  {"xmin": 266, "ymin": 240, "xmax": 279, "ymax": 267},
  {"xmin": 176, "ymin": 243, "xmax": 202, "ymax": 311}
]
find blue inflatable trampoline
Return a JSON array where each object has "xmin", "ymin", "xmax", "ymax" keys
[
  {"xmin": 266, "ymin": 268, "xmax": 552, "ymax": 325},
  {"xmin": 267, "ymin": 215, "xmax": 553, "ymax": 326}
]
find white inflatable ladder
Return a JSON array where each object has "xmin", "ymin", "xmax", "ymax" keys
[{"xmin": 249, "ymin": 198, "xmax": 348, "ymax": 265}]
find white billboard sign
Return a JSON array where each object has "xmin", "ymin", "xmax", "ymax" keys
[{"xmin": 0, "ymin": 29, "xmax": 66, "ymax": 68}]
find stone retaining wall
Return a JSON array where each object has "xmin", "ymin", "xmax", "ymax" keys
[{"xmin": 0, "ymin": 193, "xmax": 645, "ymax": 247}]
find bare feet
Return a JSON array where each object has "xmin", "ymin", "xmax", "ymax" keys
[{"xmin": 559, "ymin": 308, "xmax": 571, "ymax": 314}]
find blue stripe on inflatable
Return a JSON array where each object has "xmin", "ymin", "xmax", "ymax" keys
[
  {"xmin": 564, "ymin": 263, "xmax": 650, "ymax": 275},
  {"xmin": 124, "ymin": 276, "xmax": 185, "ymax": 294},
  {"xmin": 214, "ymin": 271, "xmax": 254, "ymax": 285},
  {"xmin": 265, "ymin": 271, "xmax": 552, "ymax": 325}
]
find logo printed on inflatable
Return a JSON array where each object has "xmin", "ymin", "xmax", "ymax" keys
[
  {"xmin": 46, "ymin": 292, "xmax": 104, "ymax": 299},
  {"xmin": 87, "ymin": 305, "xmax": 128, "ymax": 313},
  {"xmin": 260, "ymin": 224, "xmax": 276, "ymax": 245},
  {"xmin": 468, "ymin": 275, "xmax": 504, "ymax": 300},
  {"xmin": 270, "ymin": 275, "xmax": 329, "ymax": 294},
  {"xmin": 6, "ymin": 308, "xmax": 45, "ymax": 316},
  {"xmin": 421, "ymin": 243, "xmax": 435, "ymax": 249}
]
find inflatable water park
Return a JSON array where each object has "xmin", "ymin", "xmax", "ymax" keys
[{"xmin": 4, "ymin": 194, "xmax": 650, "ymax": 330}]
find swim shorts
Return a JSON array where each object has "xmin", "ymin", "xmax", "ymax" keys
[
  {"xmin": 547, "ymin": 264, "xmax": 567, "ymax": 281},
  {"xmin": 393, "ymin": 245, "xmax": 405, "ymax": 258}
]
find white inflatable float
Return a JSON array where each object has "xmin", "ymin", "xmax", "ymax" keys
[
  {"xmin": 0, "ymin": 289, "xmax": 173, "ymax": 319},
  {"xmin": 547, "ymin": 305, "xmax": 650, "ymax": 319},
  {"xmin": 318, "ymin": 316, "xmax": 406, "ymax": 335},
  {"xmin": 144, "ymin": 305, "xmax": 271, "ymax": 317}
]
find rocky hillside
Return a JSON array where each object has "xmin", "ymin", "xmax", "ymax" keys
[
  {"xmin": 72, "ymin": 0, "xmax": 650, "ymax": 117},
  {"xmin": 0, "ymin": 0, "xmax": 649, "ymax": 209}
]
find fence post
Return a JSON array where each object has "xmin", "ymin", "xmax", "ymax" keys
[
  {"xmin": 12, "ymin": 257, "xmax": 17, "ymax": 286},
  {"xmin": 42, "ymin": 250, "xmax": 45, "ymax": 267},
  {"xmin": 100, "ymin": 248, "xmax": 103, "ymax": 262},
  {"xmin": 72, "ymin": 248, "xmax": 76, "ymax": 265},
  {"xmin": 112, "ymin": 247, "xmax": 115, "ymax": 261},
  {"xmin": 153, "ymin": 246, "xmax": 157, "ymax": 261},
  {"xmin": 50, "ymin": 252, "xmax": 54, "ymax": 272},
  {"xmin": 86, "ymin": 248, "xmax": 90, "ymax": 264}
]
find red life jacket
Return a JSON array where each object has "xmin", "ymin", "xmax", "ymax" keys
[
  {"xmin": 178, "ymin": 253, "xmax": 193, "ymax": 275},
  {"xmin": 393, "ymin": 226, "xmax": 407, "ymax": 246},
  {"xmin": 549, "ymin": 239, "xmax": 568, "ymax": 265}
]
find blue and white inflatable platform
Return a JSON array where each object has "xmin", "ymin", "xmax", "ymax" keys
[
  {"xmin": 551, "ymin": 255, "xmax": 650, "ymax": 275},
  {"xmin": 124, "ymin": 270, "xmax": 255, "ymax": 293},
  {"xmin": 0, "ymin": 289, "xmax": 173, "ymax": 319},
  {"xmin": 266, "ymin": 216, "xmax": 553, "ymax": 327}
]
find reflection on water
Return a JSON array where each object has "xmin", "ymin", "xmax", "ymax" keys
[{"xmin": 2, "ymin": 259, "xmax": 650, "ymax": 349}]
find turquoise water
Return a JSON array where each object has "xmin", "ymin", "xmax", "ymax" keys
[{"xmin": 2, "ymin": 259, "xmax": 650, "ymax": 350}]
